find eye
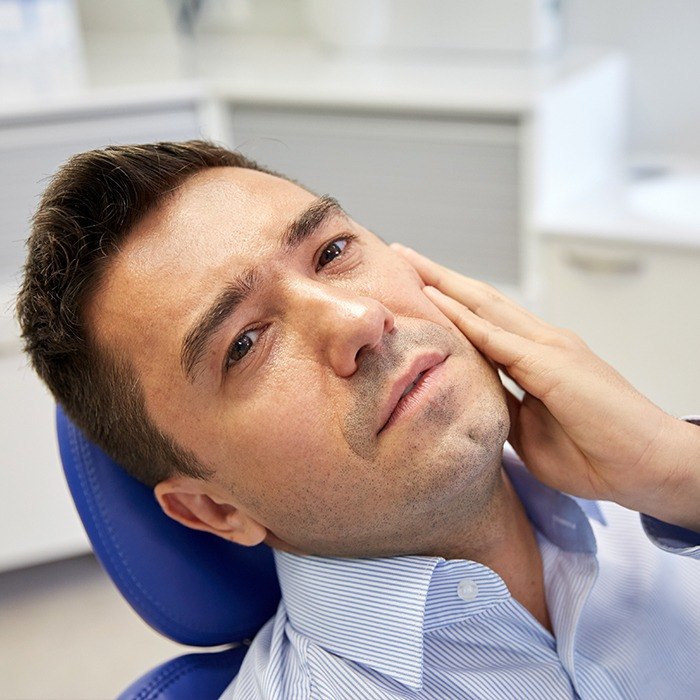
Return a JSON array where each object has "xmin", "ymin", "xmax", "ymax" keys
[
  {"xmin": 225, "ymin": 327, "xmax": 263, "ymax": 370},
  {"xmin": 316, "ymin": 237, "xmax": 351, "ymax": 270}
]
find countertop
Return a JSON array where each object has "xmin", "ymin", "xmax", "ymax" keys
[
  {"xmin": 0, "ymin": 34, "xmax": 616, "ymax": 122},
  {"xmin": 540, "ymin": 184, "xmax": 700, "ymax": 251}
]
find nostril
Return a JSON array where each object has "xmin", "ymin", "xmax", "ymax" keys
[{"xmin": 354, "ymin": 344, "xmax": 368, "ymax": 365}]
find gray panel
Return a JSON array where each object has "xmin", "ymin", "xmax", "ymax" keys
[
  {"xmin": 0, "ymin": 107, "xmax": 200, "ymax": 285},
  {"xmin": 231, "ymin": 107, "xmax": 520, "ymax": 285}
]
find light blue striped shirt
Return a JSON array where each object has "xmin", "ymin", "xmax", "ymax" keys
[{"xmin": 223, "ymin": 446, "xmax": 700, "ymax": 699}]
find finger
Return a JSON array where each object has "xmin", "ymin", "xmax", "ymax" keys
[
  {"xmin": 391, "ymin": 244, "xmax": 475, "ymax": 294},
  {"xmin": 394, "ymin": 245, "xmax": 554, "ymax": 341},
  {"xmin": 423, "ymin": 286, "xmax": 551, "ymax": 396},
  {"xmin": 451, "ymin": 282, "xmax": 556, "ymax": 342}
]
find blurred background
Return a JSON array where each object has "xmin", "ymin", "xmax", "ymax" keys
[{"xmin": 1, "ymin": 1, "xmax": 699, "ymax": 698}]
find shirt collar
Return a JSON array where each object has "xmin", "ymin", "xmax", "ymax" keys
[
  {"xmin": 274, "ymin": 448, "xmax": 607, "ymax": 692},
  {"xmin": 274, "ymin": 551, "xmax": 437, "ymax": 690}
]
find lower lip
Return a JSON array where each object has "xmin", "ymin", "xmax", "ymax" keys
[{"xmin": 379, "ymin": 358, "xmax": 448, "ymax": 434}]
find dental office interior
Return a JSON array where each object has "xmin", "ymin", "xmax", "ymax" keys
[{"xmin": 1, "ymin": 1, "xmax": 699, "ymax": 698}]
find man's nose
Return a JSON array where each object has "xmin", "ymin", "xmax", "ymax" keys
[{"xmin": 291, "ymin": 281, "xmax": 395, "ymax": 377}]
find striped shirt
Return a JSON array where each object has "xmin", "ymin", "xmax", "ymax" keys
[{"xmin": 222, "ymin": 445, "xmax": 700, "ymax": 699}]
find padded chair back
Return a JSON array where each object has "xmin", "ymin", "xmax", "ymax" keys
[{"xmin": 56, "ymin": 405, "xmax": 281, "ymax": 697}]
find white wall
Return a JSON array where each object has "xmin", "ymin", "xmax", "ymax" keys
[{"xmin": 564, "ymin": 0, "xmax": 700, "ymax": 162}]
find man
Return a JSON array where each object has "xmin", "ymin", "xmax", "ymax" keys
[{"xmin": 17, "ymin": 140, "xmax": 700, "ymax": 699}]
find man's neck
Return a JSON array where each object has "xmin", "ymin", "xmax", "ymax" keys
[{"xmin": 423, "ymin": 467, "xmax": 552, "ymax": 634}]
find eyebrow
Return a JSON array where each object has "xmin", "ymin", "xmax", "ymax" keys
[{"xmin": 180, "ymin": 195, "xmax": 345, "ymax": 382}]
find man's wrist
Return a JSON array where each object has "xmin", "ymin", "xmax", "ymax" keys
[{"xmin": 636, "ymin": 416, "xmax": 700, "ymax": 532}]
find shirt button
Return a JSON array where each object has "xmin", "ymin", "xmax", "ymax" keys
[{"xmin": 457, "ymin": 578, "xmax": 478, "ymax": 601}]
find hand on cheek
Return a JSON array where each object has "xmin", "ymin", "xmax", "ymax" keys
[
  {"xmin": 388, "ymin": 243, "xmax": 461, "ymax": 336},
  {"xmin": 389, "ymin": 243, "xmax": 700, "ymax": 532},
  {"xmin": 390, "ymin": 243, "xmax": 496, "ymax": 365}
]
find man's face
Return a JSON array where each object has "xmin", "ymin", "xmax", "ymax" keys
[{"xmin": 90, "ymin": 167, "xmax": 509, "ymax": 557}]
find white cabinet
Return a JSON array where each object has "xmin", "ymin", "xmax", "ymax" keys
[
  {"xmin": 0, "ymin": 101, "xmax": 201, "ymax": 571},
  {"xmin": 541, "ymin": 236, "xmax": 700, "ymax": 418},
  {"xmin": 0, "ymin": 331, "xmax": 87, "ymax": 570}
]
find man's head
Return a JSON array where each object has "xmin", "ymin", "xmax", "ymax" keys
[{"xmin": 18, "ymin": 140, "xmax": 509, "ymax": 558}]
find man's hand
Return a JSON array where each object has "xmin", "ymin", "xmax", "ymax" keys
[{"xmin": 392, "ymin": 244, "xmax": 700, "ymax": 531}]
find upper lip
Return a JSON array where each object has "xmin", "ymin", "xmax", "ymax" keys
[{"xmin": 377, "ymin": 351, "xmax": 447, "ymax": 433}]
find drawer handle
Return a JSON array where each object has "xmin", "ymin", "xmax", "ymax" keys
[{"xmin": 564, "ymin": 251, "xmax": 644, "ymax": 276}]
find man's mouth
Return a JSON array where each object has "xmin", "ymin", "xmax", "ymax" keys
[
  {"xmin": 401, "ymin": 371, "xmax": 425, "ymax": 398},
  {"xmin": 377, "ymin": 352, "xmax": 448, "ymax": 434}
]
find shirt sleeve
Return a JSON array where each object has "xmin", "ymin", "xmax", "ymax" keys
[
  {"xmin": 640, "ymin": 415, "xmax": 700, "ymax": 559},
  {"xmin": 641, "ymin": 514, "xmax": 700, "ymax": 558}
]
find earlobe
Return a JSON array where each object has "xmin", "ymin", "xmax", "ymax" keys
[
  {"xmin": 227, "ymin": 514, "xmax": 268, "ymax": 547},
  {"xmin": 154, "ymin": 477, "xmax": 268, "ymax": 547}
]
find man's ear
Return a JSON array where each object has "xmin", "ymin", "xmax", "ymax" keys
[{"xmin": 154, "ymin": 476, "xmax": 267, "ymax": 547}]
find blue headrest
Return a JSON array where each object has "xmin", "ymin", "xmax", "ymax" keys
[{"xmin": 56, "ymin": 405, "xmax": 281, "ymax": 647}]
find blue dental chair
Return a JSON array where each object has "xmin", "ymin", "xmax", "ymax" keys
[{"xmin": 56, "ymin": 405, "xmax": 281, "ymax": 699}]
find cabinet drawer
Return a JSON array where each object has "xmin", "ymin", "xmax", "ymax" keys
[
  {"xmin": 0, "ymin": 349, "xmax": 89, "ymax": 571},
  {"xmin": 542, "ymin": 238, "xmax": 700, "ymax": 417},
  {"xmin": 231, "ymin": 107, "xmax": 521, "ymax": 285}
]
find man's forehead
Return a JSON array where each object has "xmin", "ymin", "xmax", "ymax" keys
[
  {"xmin": 107, "ymin": 167, "xmax": 318, "ymax": 291},
  {"xmin": 157, "ymin": 166, "xmax": 317, "ymax": 243},
  {"xmin": 88, "ymin": 171, "xmax": 273, "ymax": 320}
]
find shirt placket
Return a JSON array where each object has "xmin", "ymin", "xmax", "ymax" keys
[{"xmin": 543, "ymin": 539, "xmax": 625, "ymax": 699}]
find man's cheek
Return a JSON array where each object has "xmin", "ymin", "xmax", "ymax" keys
[
  {"xmin": 416, "ymin": 291, "xmax": 493, "ymax": 370},
  {"xmin": 375, "ymin": 263, "xmax": 433, "ymax": 314},
  {"xmin": 408, "ymin": 287, "xmax": 465, "ymax": 340},
  {"xmin": 269, "ymin": 408, "xmax": 329, "ymax": 461},
  {"xmin": 386, "ymin": 249, "xmax": 424, "ymax": 288},
  {"xmin": 379, "ymin": 253, "xmax": 454, "ymax": 328},
  {"xmin": 424, "ymin": 294, "xmax": 460, "ymax": 333}
]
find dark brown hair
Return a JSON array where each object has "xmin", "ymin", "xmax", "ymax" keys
[{"xmin": 16, "ymin": 140, "xmax": 279, "ymax": 488}]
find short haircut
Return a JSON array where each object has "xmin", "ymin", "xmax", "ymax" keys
[{"xmin": 16, "ymin": 140, "xmax": 282, "ymax": 487}]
